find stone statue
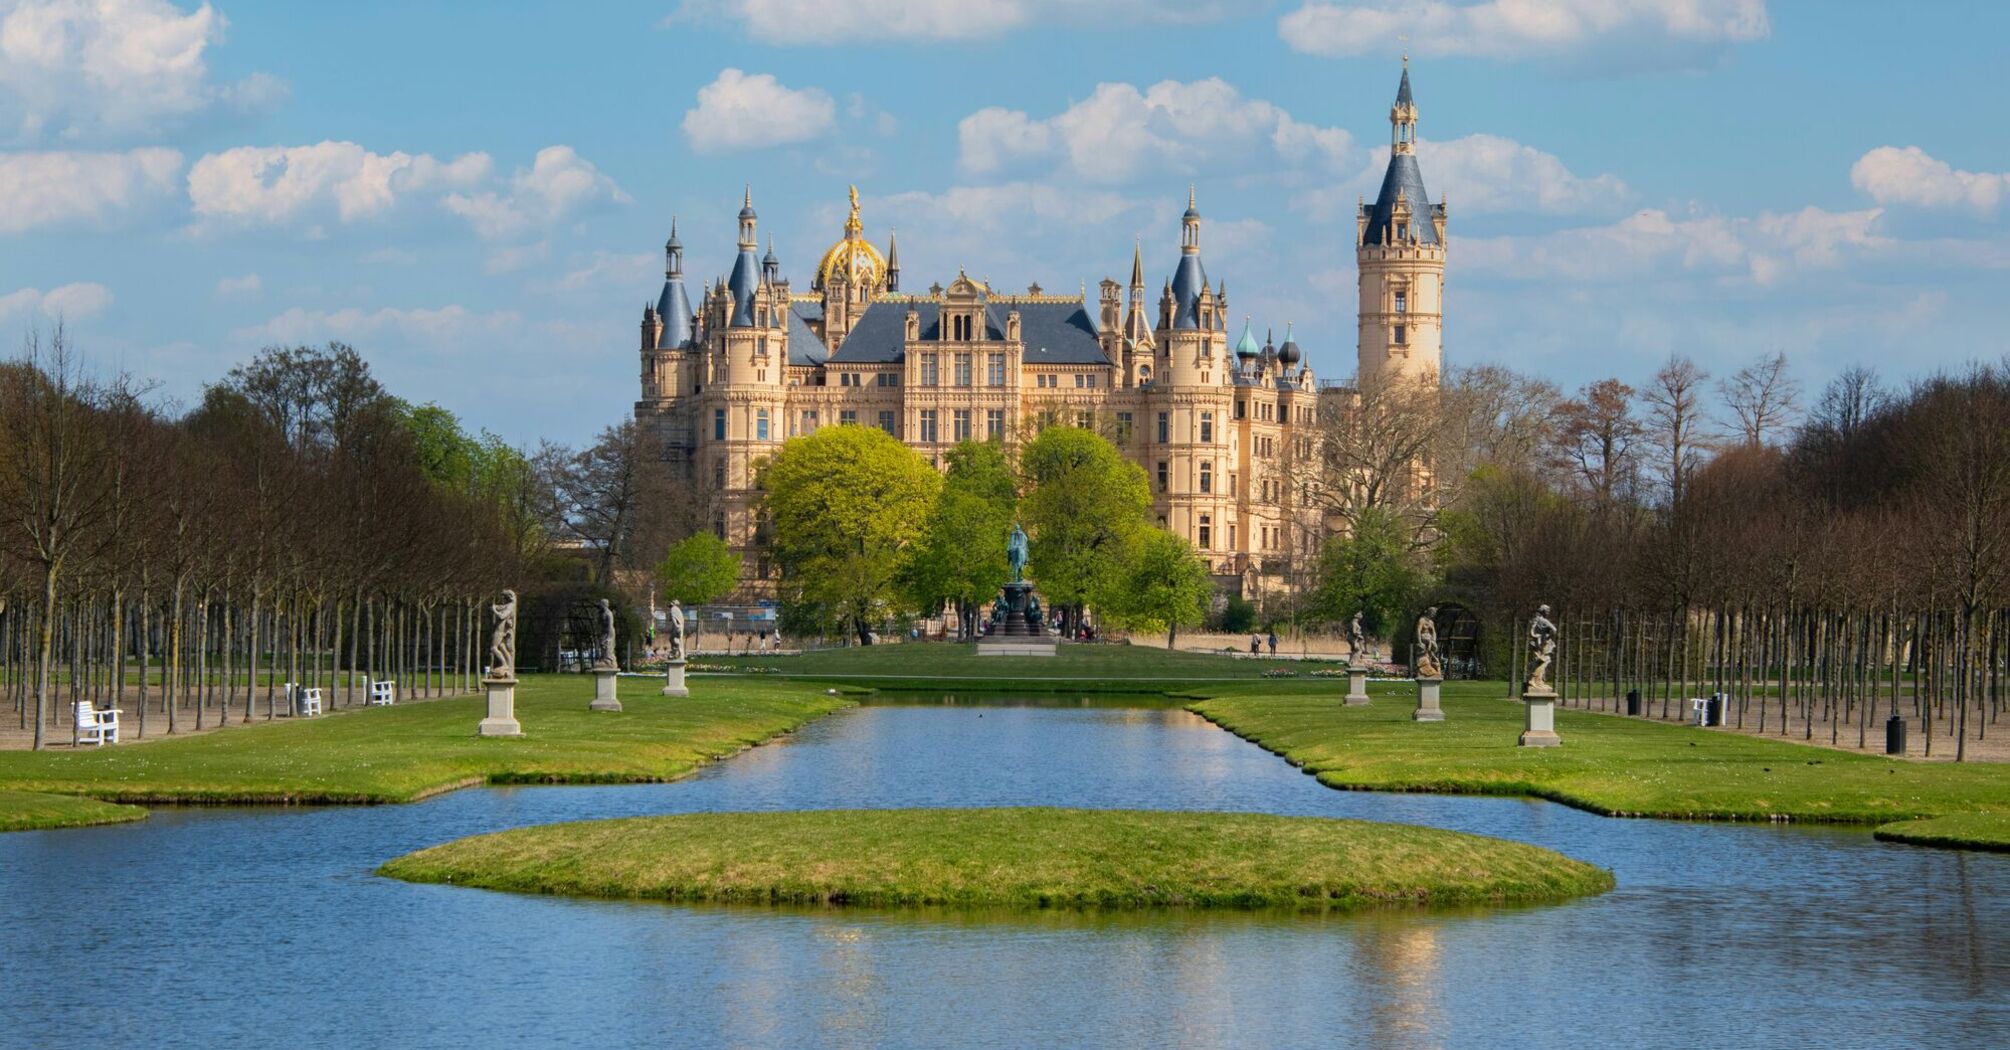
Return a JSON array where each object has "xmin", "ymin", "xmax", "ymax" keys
[
  {"xmin": 1346, "ymin": 610, "xmax": 1367, "ymax": 664},
  {"xmin": 487, "ymin": 590, "xmax": 518, "ymax": 680},
  {"xmin": 1025, "ymin": 594, "xmax": 1042, "ymax": 628},
  {"xmin": 1524, "ymin": 603, "xmax": 1558, "ymax": 696},
  {"xmin": 1414, "ymin": 606, "xmax": 1442, "ymax": 679},
  {"xmin": 1007, "ymin": 522, "xmax": 1030, "ymax": 583},
  {"xmin": 668, "ymin": 600, "xmax": 687, "ymax": 661},
  {"xmin": 595, "ymin": 598, "xmax": 618, "ymax": 671}
]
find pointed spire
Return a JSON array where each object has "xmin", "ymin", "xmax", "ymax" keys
[
  {"xmin": 1391, "ymin": 59, "xmax": 1418, "ymax": 155},
  {"xmin": 1129, "ymin": 239, "xmax": 1144, "ymax": 292}
]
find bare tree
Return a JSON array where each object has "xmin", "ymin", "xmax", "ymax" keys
[
  {"xmin": 1720, "ymin": 351, "xmax": 1801, "ymax": 447},
  {"xmin": 1553, "ymin": 378, "xmax": 1641, "ymax": 515},
  {"xmin": 1641, "ymin": 355, "xmax": 1711, "ymax": 509}
]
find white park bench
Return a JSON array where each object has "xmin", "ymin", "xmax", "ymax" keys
[
  {"xmin": 367, "ymin": 679, "xmax": 395, "ymax": 706},
  {"xmin": 286, "ymin": 684, "xmax": 324, "ymax": 717},
  {"xmin": 74, "ymin": 701, "xmax": 120, "ymax": 746}
]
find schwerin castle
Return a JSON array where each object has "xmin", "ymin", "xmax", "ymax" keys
[{"xmin": 635, "ymin": 65, "xmax": 1444, "ymax": 602}]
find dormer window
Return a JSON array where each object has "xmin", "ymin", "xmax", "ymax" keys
[
  {"xmin": 1395, "ymin": 222, "xmax": 1408, "ymax": 241},
  {"xmin": 951, "ymin": 314, "xmax": 974, "ymax": 341}
]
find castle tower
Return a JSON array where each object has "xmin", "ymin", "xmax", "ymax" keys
[
  {"xmin": 813, "ymin": 185, "xmax": 887, "ymax": 351},
  {"xmin": 1154, "ymin": 188, "xmax": 1233, "ymax": 566},
  {"xmin": 1357, "ymin": 59, "xmax": 1446, "ymax": 387}
]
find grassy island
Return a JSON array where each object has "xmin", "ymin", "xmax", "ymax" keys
[
  {"xmin": 0, "ymin": 788, "xmax": 148, "ymax": 832},
  {"xmin": 377, "ymin": 806, "xmax": 1615, "ymax": 911},
  {"xmin": 1190, "ymin": 684, "xmax": 2010, "ymax": 831},
  {"xmin": 0, "ymin": 676, "xmax": 850, "ymax": 818}
]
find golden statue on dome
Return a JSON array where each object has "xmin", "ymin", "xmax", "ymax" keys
[{"xmin": 814, "ymin": 184, "xmax": 889, "ymax": 293}]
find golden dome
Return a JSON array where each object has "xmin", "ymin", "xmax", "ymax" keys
[{"xmin": 814, "ymin": 185, "xmax": 887, "ymax": 291}]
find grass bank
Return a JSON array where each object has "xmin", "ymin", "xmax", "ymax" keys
[
  {"xmin": 0, "ymin": 675, "xmax": 850, "ymax": 812},
  {"xmin": 1872, "ymin": 813, "xmax": 2010, "ymax": 852},
  {"xmin": 0, "ymin": 788, "xmax": 148, "ymax": 832},
  {"xmin": 711, "ymin": 641, "xmax": 1337, "ymax": 691},
  {"xmin": 378, "ymin": 806, "xmax": 1614, "ymax": 911},
  {"xmin": 1191, "ymin": 681, "xmax": 2010, "ymax": 834}
]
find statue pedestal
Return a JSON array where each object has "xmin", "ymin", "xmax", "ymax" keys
[
  {"xmin": 1414, "ymin": 677, "xmax": 1444, "ymax": 721},
  {"xmin": 1519, "ymin": 689, "xmax": 1561, "ymax": 747},
  {"xmin": 661, "ymin": 659, "xmax": 689, "ymax": 698},
  {"xmin": 1344, "ymin": 666, "xmax": 1371, "ymax": 706},
  {"xmin": 478, "ymin": 677, "xmax": 522, "ymax": 737},
  {"xmin": 978, "ymin": 580, "xmax": 1057, "ymax": 657},
  {"xmin": 589, "ymin": 668, "xmax": 622, "ymax": 711}
]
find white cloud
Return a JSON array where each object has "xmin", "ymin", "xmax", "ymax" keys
[
  {"xmin": 682, "ymin": 69, "xmax": 835, "ymax": 154},
  {"xmin": 231, "ymin": 303, "xmax": 522, "ymax": 348},
  {"xmin": 670, "ymin": 0, "xmax": 1237, "ymax": 45},
  {"xmin": 881, "ymin": 182, "xmax": 1138, "ymax": 234},
  {"xmin": 0, "ymin": 280, "xmax": 113, "ymax": 322},
  {"xmin": 958, "ymin": 78, "xmax": 1353, "ymax": 183},
  {"xmin": 1300, "ymin": 133, "xmax": 1630, "ymax": 220},
  {"xmin": 214, "ymin": 272, "xmax": 260, "ymax": 297},
  {"xmin": 1279, "ymin": 0, "xmax": 1769, "ymax": 65},
  {"xmin": 443, "ymin": 146, "xmax": 630, "ymax": 239},
  {"xmin": 1460, "ymin": 205, "xmax": 1889, "ymax": 285},
  {"xmin": 1851, "ymin": 146, "xmax": 2009, "ymax": 216},
  {"xmin": 551, "ymin": 251, "xmax": 656, "ymax": 293},
  {"xmin": 188, "ymin": 141, "xmax": 491, "ymax": 227},
  {"xmin": 0, "ymin": 0, "xmax": 284, "ymax": 141},
  {"xmin": 0, "ymin": 147, "xmax": 181, "ymax": 232}
]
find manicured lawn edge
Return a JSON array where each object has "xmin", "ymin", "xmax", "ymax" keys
[
  {"xmin": 377, "ymin": 806, "xmax": 1616, "ymax": 911},
  {"xmin": 0, "ymin": 788, "xmax": 148, "ymax": 833},
  {"xmin": 1873, "ymin": 814, "xmax": 2010, "ymax": 852},
  {"xmin": 0, "ymin": 677, "xmax": 853, "ymax": 810}
]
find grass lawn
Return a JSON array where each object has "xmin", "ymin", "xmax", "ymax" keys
[
  {"xmin": 0, "ymin": 675, "xmax": 850, "ymax": 814},
  {"xmin": 378, "ymin": 806, "xmax": 1615, "ymax": 911},
  {"xmin": 1873, "ymin": 813, "xmax": 2010, "ymax": 852},
  {"xmin": 1191, "ymin": 680, "xmax": 2010, "ymax": 837},
  {"xmin": 0, "ymin": 788, "xmax": 148, "ymax": 832},
  {"xmin": 709, "ymin": 640, "xmax": 1336, "ymax": 689}
]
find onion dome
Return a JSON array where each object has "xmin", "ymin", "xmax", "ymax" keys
[
  {"xmin": 1234, "ymin": 318, "xmax": 1260, "ymax": 359},
  {"xmin": 814, "ymin": 184, "xmax": 886, "ymax": 291},
  {"xmin": 1277, "ymin": 322, "xmax": 1302, "ymax": 368}
]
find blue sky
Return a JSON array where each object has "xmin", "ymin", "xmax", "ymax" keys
[{"xmin": 5, "ymin": 0, "xmax": 2007, "ymax": 446}]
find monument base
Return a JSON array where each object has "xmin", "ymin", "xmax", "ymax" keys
[
  {"xmin": 660, "ymin": 659, "xmax": 689, "ymax": 698},
  {"xmin": 1344, "ymin": 666, "xmax": 1371, "ymax": 705},
  {"xmin": 977, "ymin": 635, "xmax": 1059, "ymax": 657},
  {"xmin": 1519, "ymin": 692, "xmax": 1561, "ymax": 747},
  {"xmin": 589, "ymin": 668, "xmax": 622, "ymax": 711},
  {"xmin": 1414, "ymin": 677, "xmax": 1445, "ymax": 721},
  {"xmin": 478, "ymin": 677, "xmax": 522, "ymax": 737}
]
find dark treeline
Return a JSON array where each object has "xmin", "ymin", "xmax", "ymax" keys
[
  {"xmin": 1442, "ymin": 355, "xmax": 2010, "ymax": 760},
  {"xmin": 0, "ymin": 332, "xmax": 543, "ymax": 749}
]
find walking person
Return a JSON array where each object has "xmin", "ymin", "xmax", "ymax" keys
[
  {"xmin": 1267, "ymin": 630, "xmax": 1278, "ymax": 656},
  {"xmin": 1250, "ymin": 634, "xmax": 1261, "ymax": 655}
]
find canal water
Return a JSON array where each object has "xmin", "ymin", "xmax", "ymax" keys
[{"xmin": 2, "ymin": 695, "xmax": 2005, "ymax": 1049}]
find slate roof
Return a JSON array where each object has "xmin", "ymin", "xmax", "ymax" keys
[
  {"xmin": 726, "ymin": 247, "xmax": 759, "ymax": 326},
  {"xmin": 829, "ymin": 300, "xmax": 1109, "ymax": 365},
  {"xmin": 788, "ymin": 302, "xmax": 828, "ymax": 366},
  {"xmin": 1361, "ymin": 152, "xmax": 1437, "ymax": 247},
  {"xmin": 656, "ymin": 277, "xmax": 694, "ymax": 348},
  {"xmin": 1171, "ymin": 253, "xmax": 1208, "ymax": 329}
]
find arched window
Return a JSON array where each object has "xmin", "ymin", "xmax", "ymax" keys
[{"xmin": 1199, "ymin": 460, "xmax": 1213, "ymax": 494}]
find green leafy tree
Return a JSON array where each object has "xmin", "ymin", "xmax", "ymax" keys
[
  {"xmin": 904, "ymin": 441, "xmax": 1017, "ymax": 638},
  {"xmin": 762, "ymin": 426, "xmax": 941, "ymax": 644},
  {"xmin": 657, "ymin": 532, "xmax": 741, "ymax": 604},
  {"xmin": 1018, "ymin": 426, "xmax": 1151, "ymax": 634},
  {"xmin": 1103, "ymin": 529, "xmax": 1214, "ymax": 649},
  {"xmin": 1314, "ymin": 505, "xmax": 1434, "ymax": 643}
]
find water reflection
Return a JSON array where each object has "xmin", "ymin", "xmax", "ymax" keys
[{"xmin": 1, "ymin": 696, "xmax": 2006, "ymax": 1049}]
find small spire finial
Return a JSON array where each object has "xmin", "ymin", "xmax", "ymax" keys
[{"xmin": 744, "ymin": 185, "xmax": 751, "ymax": 207}]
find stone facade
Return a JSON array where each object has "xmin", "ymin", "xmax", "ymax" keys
[{"xmin": 634, "ymin": 67, "xmax": 1443, "ymax": 600}]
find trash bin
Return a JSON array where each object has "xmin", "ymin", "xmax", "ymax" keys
[
  {"xmin": 1885, "ymin": 715, "xmax": 1906, "ymax": 756},
  {"xmin": 1707, "ymin": 693, "xmax": 1726, "ymax": 727},
  {"xmin": 1625, "ymin": 689, "xmax": 1642, "ymax": 716}
]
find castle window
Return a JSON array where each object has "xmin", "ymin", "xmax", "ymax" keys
[
  {"xmin": 1228, "ymin": 524, "xmax": 1236, "ymax": 548},
  {"xmin": 713, "ymin": 514, "xmax": 726, "ymax": 539},
  {"xmin": 1394, "ymin": 290, "xmax": 1408, "ymax": 314},
  {"xmin": 878, "ymin": 410, "xmax": 897, "ymax": 435},
  {"xmin": 953, "ymin": 409, "xmax": 972, "ymax": 442},
  {"xmin": 1200, "ymin": 461, "xmax": 1213, "ymax": 494},
  {"xmin": 1236, "ymin": 400, "xmax": 1246, "ymax": 420},
  {"xmin": 1228, "ymin": 473, "xmax": 1237, "ymax": 496},
  {"xmin": 986, "ymin": 409, "xmax": 1005, "ymax": 440},
  {"xmin": 1199, "ymin": 412, "xmax": 1214, "ymax": 444},
  {"xmin": 1394, "ymin": 325, "xmax": 1407, "ymax": 345},
  {"xmin": 1395, "ymin": 222, "xmax": 1408, "ymax": 241},
  {"xmin": 1156, "ymin": 461, "xmax": 1169, "ymax": 492},
  {"xmin": 921, "ymin": 354, "xmax": 939, "ymax": 386},
  {"xmin": 1074, "ymin": 373, "xmax": 1086, "ymax": 388},
  {"xmin": 714, "ymin": 459, "xmax": 725, "ymax": 489},
  {"xmin": 987, "ymin": 353, "xmax": 1006, "ymax": 385},
  {"xmin": 1198, "ymin": 515, "xmax": 1211, "ymax": 550},
  {"xmin": 1076, "ymin": 411, "xmax": 1091, "ymax": 429},
  {"xmin": 756, "ymin": 409, "xmax": 769, "ymax": 441},
  {"xmin": 840, "ymin": 409, "xmax": 857, "ymax": 426},
  {"xmin": 919, "ymin": 409, "xmax": 938, "ymax": 443},
  {"xmin": 951, "ymin": 314, "xmax": 973, "ymax": 341},
  {"xmin": 714, "ymin": 408, "xmax": 726, "ymax": 440},
  {"xmin": 955, "ymin": 354, "xmax": 972, "ymax": 387},
  {"xmin": 1157, "ymin": 412, "xmax": 1169, "ymax": 444},
  {"xmin": 1116, "ymin": 412, "xmax": 1134, "ymax": 444},
  {"xmin": 801, "ymin": 410, "xmax": 817, "ymax": 435}
]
